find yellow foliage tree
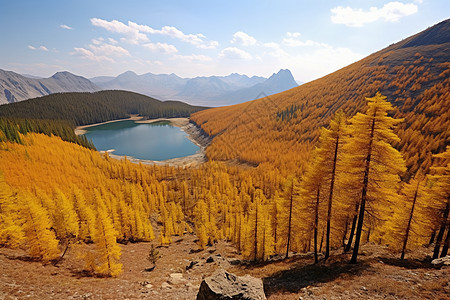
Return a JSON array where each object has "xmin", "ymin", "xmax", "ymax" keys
[
  {"xmin": 0, "ymin": 173, "xmax": 25, "ymax": 248},
  {"xmin": 384, "ymin": 173, "xmax": 431, "ymax": 259},
  {"xmin": 92, "ymin": 191, "xmax": 122, "ymax": 276},
  {"xmin": 428, "ymin": 147, "xmax": 450, "ymax": 258},
  {"xmin": 193, "ymin": 199, "xmax": 209, "ymax": 249},
  {"xmin": 20, "ymin": 192, "xmax": 60, "ymax": 262},
  {"xmin": 72, "ymin": 187, "xmax": 96, "ymax": 243},
  {"xmin": 343, "ymin": 92, "xmax": 406, "ymax": 264}
]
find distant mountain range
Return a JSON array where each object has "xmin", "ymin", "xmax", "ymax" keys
[
  {"xmin": 0, "ymin": 68, "xmax": 298, "ymax": 106},
  {"xmin": 91, "ymin": 69, "xmax": 298, "ymax": 106},
  {"xmin": 0, "ymin": 70, "xmax": 99, "ymax": 105}
]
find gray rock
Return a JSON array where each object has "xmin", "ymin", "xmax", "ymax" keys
[
  {"xmin": 431, "ymin": 256, "xmax": 450, "ymax": 266},
  {"xmin": 161, "ymin": 282, "xmax": 172, "ymax": 289},
  {"xmin": 196, "ymin": 269, "xmax": 266, "ymax": 300},
  {"xmin": 168, "ymin": 273, "xmax": 186, "ymax": 284},
  {"xmin": 186, "ymin": 260, "xmax": 199, "ymax": 270}
]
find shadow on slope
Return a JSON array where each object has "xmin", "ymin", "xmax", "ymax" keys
[{"xmin": 262, "ymin": 255, "xmax": 370, "ymax": 297}]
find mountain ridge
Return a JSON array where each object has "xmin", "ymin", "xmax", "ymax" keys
[
  {"xmin": 92, "ymin": 69, "xmax": 297, "ymax": 106},
  {"xmin": 0, "ymin": 67, "xmax": 297, "ymax": 107},
  {"xmin": 0, "ymin": 69, "xmax": 100, "ymax": 105}
]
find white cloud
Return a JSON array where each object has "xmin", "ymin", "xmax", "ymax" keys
[
  {"xmin": 143, "ymin": 42, "xmax": 178, "ymax": 54},
  {"xmin": 73, "ymin": 47, "xmax": 114, "ymax": 62},
  {"xmin": 231, "ymin": 31, "xmax": 257, "ymax": 46},
  {"xmin": 89, "ymin": 43, "xmax": 130, "ymax": 57},
  {"xmin": 286, "ymin": 32, "xmax": 301, "ymax": 38},
  {"xmin": 28, "ymin": 45, "xmax": 48, "ymax": 51},
  {"xmin": 331, "ymin": 2, "xmax": 418, "ymax": 27},
  {"xmin": 108, "ymin": 38, "xmax": 118, "ymax": 45},
  {"xmin": 219, "ymin": 47, "xmax": 252, "ymax": 60},
  {"xmin": 159, "ymin": 26, "xmax": 204, "ymax": 46},
  {"xmin": 91, "ymin": 18, "xmax": 149, "ymax": 44},
  {"xmin": 91, "ymin": 38, "xmax": 104, "ymax": 45},
  {"xmin": 197, "ymin": 40, "xmax": 219, "ymax": 49},
  {"xmin": 60, "ymin": 24, "xmax": 73, "ymax": 30},
  {"xmin": 90, "ymin": 18, "xmax": 218, "ymax": 49}
]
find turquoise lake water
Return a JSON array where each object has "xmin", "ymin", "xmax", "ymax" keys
[{"xmin": 82, "ymin": 120, "xmax": 199, "ymax": 161}]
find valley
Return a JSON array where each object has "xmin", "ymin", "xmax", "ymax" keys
[{"xmin": 0, "ymin": 9, "xmax": 449, "ymax": 300}]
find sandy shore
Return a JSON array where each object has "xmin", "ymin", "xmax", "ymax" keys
[
  {"xmin": 75, "ymin": 116, "xmax": 211, "ymax": 167},
  {"xmin": 74, "ymin": 115, "xmax": 142, "ymax": 135}
]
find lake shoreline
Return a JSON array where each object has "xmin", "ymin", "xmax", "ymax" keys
[{"xmin": 75, "ymin": 116, "xmax": 210, "ymax": 167}]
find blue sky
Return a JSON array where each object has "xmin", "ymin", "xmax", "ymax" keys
[{"xmin": 0, "ymin": 0, "xmax": 448, "ymax": 82}]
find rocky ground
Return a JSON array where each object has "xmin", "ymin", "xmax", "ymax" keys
[
  {"xmin": 1, "ymin": 233, "xmax": 448, "ymax": 300},
  {"xmin": 0, "ymin": 233, "xmax": 237, "ymax": 300}
]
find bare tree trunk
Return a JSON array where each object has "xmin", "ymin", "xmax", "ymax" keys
[
  {"xmin": 262, "ymin": 216, "xmax": 266, "ymax": 261},
  {"xmin": 54, "ymin": 240, "xmax": 70, "ymax": 266},
  {"xmin": 350, "ymin": 114, "xmax": 376, "ymax": 264},
  {"xmin": 325, "ymin": 134, "xmax": 340, "ymax": 259},
  {"xmin": 345, "ymin": 202, "xmax": 359, "ymax": 252},
  {"xmin": 440, "ymin": 227, "xmax": 449, "ymax": 258},
  {"xmin": 428, "ymin": 230, "xmax": 436, "ymax": 246},
  {"xmin": 314, "ymin": 187, "xmax": 320, "ymax": 264},
  {"xmin": 401, "ymin": 181, "xmax": 420, "ymax": 260},
  {"xmin": 433, "ymin": 202, "xmax": 449, "ymax": 259},
  {"xmin": 342, "ymin": 216, "xmax": 349, "ymax": 248},
  {"xmin": 254, "ymin": 197, "xmax": 258, "ymax": 261},
  {"xmin": 319, "ymin": 230, "xmax": 324, "ymax": 253},
  {"xmin": 286, "ymin": 182, "xmax": 294, "ymax": 259}
]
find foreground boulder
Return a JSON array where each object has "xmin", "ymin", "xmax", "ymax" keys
[
  {"xmin": 197, "ymin": 269, "xmax": 266, "ymax": 300},
  {"xmin": 431, "ymin": 256, "xmax": 450, "ymax": 266}
]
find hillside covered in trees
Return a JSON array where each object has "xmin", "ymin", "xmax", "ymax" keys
[
  {"xmin": 191, "ymin": 19, "xmax": 450, "ymax": 178},
  {"xmin": 0, "ymin": 118, "xmax": 95, "ymax": 149},
  {"xmin": 0, "ymin": 18, "xmax": 449, "ymax": 300},
  {"xmin": 0, "ymin": 90, "xmax": 207, "ymax": 126}
]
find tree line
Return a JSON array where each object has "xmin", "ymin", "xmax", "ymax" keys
[
  {"xmin": 0, "ymin": 118, "xmax": 94, "ymax": 149},
  {"xmin": 191, "ymin": 49, "xmax": 449, "ymax": 180},
  {"xmin": 0, "ymin": 90, "xmax": 207, "ymax": 126}
]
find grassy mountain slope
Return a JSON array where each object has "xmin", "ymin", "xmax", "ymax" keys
[
  {"xmin": 0, "ymin": 70, "xmax": 100, "ymax": 104},
  {"xmin": 191, "ymin": 19, "xmax": 450, "ymax": 177},
  {"xmin": 0, "ymin": 90, "xmax": 207, "ymax": 126}
]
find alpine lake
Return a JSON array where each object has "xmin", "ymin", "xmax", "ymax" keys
[{"xmin": 82, "ymin": 120, "xmax": 199, "ymax": 161}]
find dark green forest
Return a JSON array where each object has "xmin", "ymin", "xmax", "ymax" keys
[
  {"xmin": 0, "ymin": 118, "xmax": 95, "ymax": 149},
  {"xmin": 0, "ymin": 90, "xmax": 207, "ymax": 126}
]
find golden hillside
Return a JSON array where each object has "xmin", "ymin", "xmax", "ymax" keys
[{"xmin": 191, "ymin": 19, "xmax": 450, "ymax": 177}]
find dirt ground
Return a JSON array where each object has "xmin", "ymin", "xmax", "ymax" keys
[
  {"xmin": 1, "ymin": 234, "xmax": 448, "ymax": 300},
  {"xmin": 0, "ymin": 233, "xmax": 237, "ymax": 300}
]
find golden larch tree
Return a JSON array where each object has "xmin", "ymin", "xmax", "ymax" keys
[
  {"xmin": 428, "ymin": 147, "xmax": 450, "ymax": 258},
  {"xmin": 20, "ymin": 192, "xmax": 60, "ymax": 262},
  {"xmin": 92, "ymin": 190, "xmax": 122, "ymax": 276},
  {"xmin": 0, "ymin": 173, "xmax": 25, "ymax": 248},
  {"xmin": 343, "ymin": 92, "xmax": 406, "ymax": 264},
  {"xmin": 384, "ymin": 173, "xmax": 430, "ymax": 259}
]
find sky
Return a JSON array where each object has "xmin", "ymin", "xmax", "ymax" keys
[{"xmin": 0, "ymin": 0, "xmax": 448, "ymax": 83}]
